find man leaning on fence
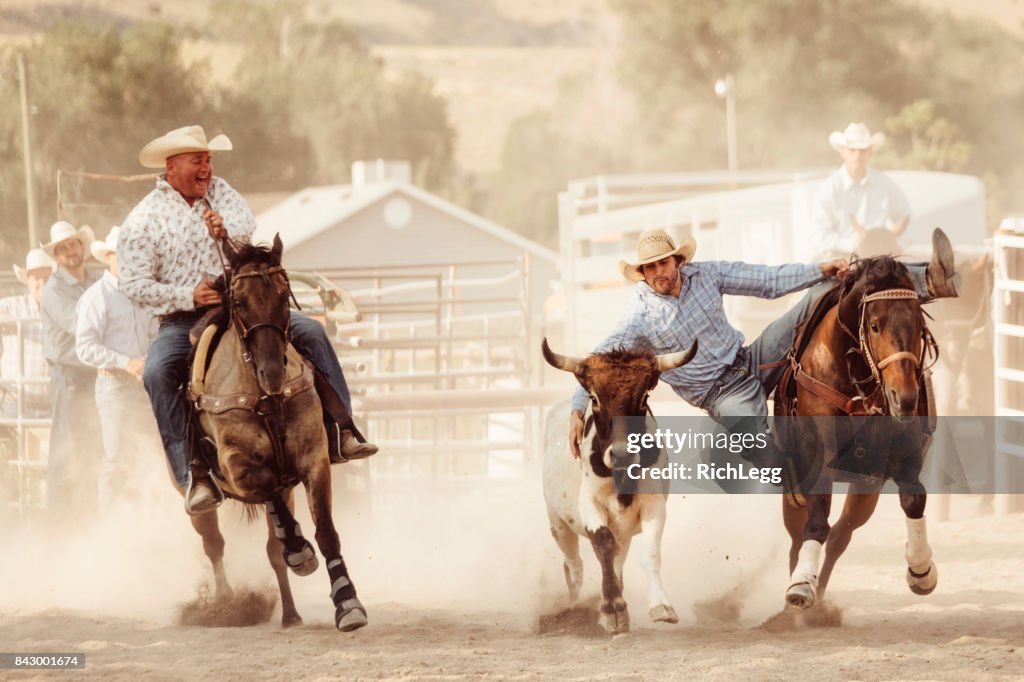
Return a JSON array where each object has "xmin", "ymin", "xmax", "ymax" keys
[
  {"xmin": 38, "ymin": 221, "xmax": 104, "ymax": 520},
  {"xmin": 1, "ymin": 248, "xmax": 53, "ymax": 420},
  {"xmin": 118, "ymin": 124, "xmax": 377, "ymax": 516}
]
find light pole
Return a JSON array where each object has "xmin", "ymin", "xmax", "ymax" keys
[
  {"xmin": 714, "ymin": 74, "xmax": 737, "ymax": 173},
  {"xmin": 17, "ymin": 52, "xmax": 38, "ymax": 247}
]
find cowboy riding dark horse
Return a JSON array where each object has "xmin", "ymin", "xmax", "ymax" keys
[{"xmin": 184, "ymin": 234, "xmax": 368, "ymax": 631}]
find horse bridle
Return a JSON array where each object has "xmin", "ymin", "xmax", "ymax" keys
[
  {"xmin": 839, "ymin": 286, "xmax": 939, "ymax": 411},
  {"xmin": 229, "ymin": 264, "xmax": 296, "ymax": 346}
]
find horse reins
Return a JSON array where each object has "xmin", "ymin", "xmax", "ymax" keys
[{"xmin": 197, "ymin": 200, "xmax": 306, "ymax": 491}]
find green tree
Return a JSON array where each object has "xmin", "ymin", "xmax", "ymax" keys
[
  {"xmin": 210, "ymin": 0, "xmax": 455, "ymax": 193},
  {"xmin": 878, "ymin": 99, "xmax": 971, "ymax": 172},
  {"xmin": 0, "ymin": 22, "xmax": 215, "ymax": 259}
]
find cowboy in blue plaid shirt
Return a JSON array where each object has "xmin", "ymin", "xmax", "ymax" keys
[{"xmin": 568, "ymin": 228, "xmax": 959, "ymax": 473}]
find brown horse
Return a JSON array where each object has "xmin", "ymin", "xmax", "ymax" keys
[
  {"xmin": 188, "ymin": 235, "xmax": 367, "ymax": 631},
  {"xmin": 779, "ymin": 255, "xmax": 940, "ymax": 610}
]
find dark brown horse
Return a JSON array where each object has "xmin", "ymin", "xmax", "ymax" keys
[
  {"xmin": 188, "ymin": 235, "xmax": 367, "ymax": 631},
  {"xmin": 779, "ymin": 255, "xmax": 940, "ymax": 610}
]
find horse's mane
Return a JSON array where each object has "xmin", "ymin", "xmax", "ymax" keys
[
  {"xmin": 230, "ymin": 241, "xmax": 282, "ymax": 269},
  {"xmin": 841, "ymin": 255, "xmax": 913, "ymax": 297}
]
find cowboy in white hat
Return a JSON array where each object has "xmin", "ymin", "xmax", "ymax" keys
[
  {"xmin": 566, "ymin": 227, "xmax": 957, "ymax": 486},
  {"xmin": 118, "ymin": 124, "xmax": 376, "ymax": 516},
  {"xmin": 12, "ymin": 248, "xmax": 54, "ymax": 303},
  {"xmin": 75, "ymin": 226, "xmax": 161, "ymax": 508},
  {"xmin": 813, "ymin": 123, "xmax": 932, "ymax": 277},
  {"xmin": 38, "ymin": 219, "xmax": 104, "ymax": 520},
  {"xmin": 0, "ymin": 248, "xmax": 54, "ymax": 419}
]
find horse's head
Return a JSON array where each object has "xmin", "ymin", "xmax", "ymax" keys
[
  {"xmin": 839, "ymin": 256, "xmax": 925, "ymax": 420},
  {"xmin": 542, "ymin": 338, "xmax": 697, "ymax": 469},
  {"xmin": 224, "ymin": 234, "xmax": 292, "ymax": 396}
]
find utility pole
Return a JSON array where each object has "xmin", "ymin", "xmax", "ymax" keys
[{"xmin": 17, "ymin": 52, "xmax": 38, "ymax": 248}]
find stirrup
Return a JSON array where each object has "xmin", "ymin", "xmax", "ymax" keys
[{"xmin": 184, "ymin": 471, "xmax": 225, "ymax": 516}]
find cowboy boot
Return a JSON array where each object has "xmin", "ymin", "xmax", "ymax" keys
[
  {"xmin": 327, "ymin": 422, "xmax": 379, "ymax": 463},
  {"xmin": 185, "ymin": 462, "xmax": 224, "ymax": 516},
  {"xmin": 926, "ymin": 228, "xmax": 959, "ymax": 298}
]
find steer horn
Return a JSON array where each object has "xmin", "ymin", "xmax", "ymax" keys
[
  {"xmin": 541, "ymin": 338, "xmax": 583, "ymax": 374},
  {"xmin": 655, "ymin": 340, "xmax": 698, "ymax": 372}
]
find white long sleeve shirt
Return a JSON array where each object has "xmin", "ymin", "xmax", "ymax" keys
[
  {"xmin": 812, "ymin": 166, "xmax": 911, "ymax": 256},
  {"xmin": 118, "ymin": 175, "xmax": 256, "ymax": 317},
  {"xmin": 75, "ymin": 271, "xmax": 158, "ymax": 369}
]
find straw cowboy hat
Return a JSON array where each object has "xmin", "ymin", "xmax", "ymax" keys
[
  {"xmin": 138, "ymin": 125, "xmax": 233, "ymax": 169},
  {"xmin": 40, "ymin": 220, "xmax": 95, "ymax": 257},
  {"xmin": 12, "ymin": 248, "xmax": 54, "ymax": 285},
  {"xmin": 828, "ymin": 122, "xmax": 885, "ymax": 151},
  {"xmin": 90, "ymin": 226, "xmax": 120, "ymax": 262},
  {"xmin": 618, "ymin": 229, "xmax": 697, "ymax": 282}
]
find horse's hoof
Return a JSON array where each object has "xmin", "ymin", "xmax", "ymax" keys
[
  {"xmin": 282, "ymin": 612, "xmax": 303, "ymax": 629},
  {"xmin": 599, "ymin": 602, "xmax": 630, "ymax": 634},
  {"xmin": 649, "ymin": 603, "xmax": 679, "ymax": 624},
  {"xmin": 284, "ymin": 539, "xmax": 319, "ymax": 577},
  {"xmin": 907, "ymin": 562, "xmax": 938, "ymax": 595},
  {"xmin": 786, "ymin": 580, "xmax": 817, "ymax": 610},
  {"xmin": 336, "ymin": 598, "xmax": 368, "ymax": 632}
]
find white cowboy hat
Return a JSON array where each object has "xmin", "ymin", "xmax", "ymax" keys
[
  {"xmin": 618, "ymin": 229, "xmax": 697, "ymax": 282},
  {"xmin": 12, "ymin": 248, "xmax": 54, "ymax": 285},
  {"xmin": 828, "ymin": 122, "xmax": 885, "ymax": 151},
  {"xmin": 40, "ymin": 220, "xmax": 95, "ymax": 257},
  {"xmin": 139, "ymin": 125, "xmax": 233, "ymax": 169},
  {"xmin": 90, "ymin": 226, "xmax": 120, "ymax": 262}
]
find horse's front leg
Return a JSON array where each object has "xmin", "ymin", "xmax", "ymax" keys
[
  {"xmin": 894, "ymin": 431, "xmax": 938, "ymax": 595},
  {"xmin": 265, "ymin": 491, "xmax": 315, "ymax": 628},
  {"xmin": 786, "ymin": 492, "xmax": 832, "ymax": 609},
  {"xmin": 190, "ymin": 510, "xmax": 233, "ymax": 599},
  {"xmin": 305, "ymin": 459, "xmax": 368, "ymax": 632}
]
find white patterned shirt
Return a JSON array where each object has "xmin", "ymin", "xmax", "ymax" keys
[
  {"xmin": 812, "ymin": 166, "xmax": 911, "ymax": 256},
  {"xmin": 118, "ymin": 175, "xmax": 256, "ymax": 317},
  {"xmin": 75, "ymin": 271, "xmax": 158, "ymax": 369},
  {"xmin": 571, "ymin": 260, "xmax": 823, "ymax": 412}
]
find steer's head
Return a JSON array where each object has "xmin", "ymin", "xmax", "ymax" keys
[{"xmin": 542, "ymin": 338, "xmax": 697, "ymax": 468}]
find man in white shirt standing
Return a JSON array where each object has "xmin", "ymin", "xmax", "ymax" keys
[
  {"xmin": 814, "ymin": 123, "xmax": 911, "ymax": 252},
  {"xmin": 76, "ymin": 227, "xmax": 160, "ymax": 509}
]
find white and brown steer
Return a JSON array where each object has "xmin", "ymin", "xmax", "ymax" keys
[{"xmin": 542, "ymin": 338, "xmax": 697, "ymax": 634}]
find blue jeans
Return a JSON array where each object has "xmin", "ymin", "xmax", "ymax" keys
[{"xmin": 143, "ymin": 311, "xmax": 353, "ymax": 489}]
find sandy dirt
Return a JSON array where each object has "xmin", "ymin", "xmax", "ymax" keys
[{"xmin": 1, "ymin": 480, "xmax": 1023, "ymax": 680}]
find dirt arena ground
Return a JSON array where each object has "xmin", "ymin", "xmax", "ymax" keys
[{"xmin": 1, "ymin": 485, "xmax": 1022, "ymax": 680}]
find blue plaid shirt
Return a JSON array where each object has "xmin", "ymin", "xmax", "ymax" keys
[{"xmin": 571, "ymin": 260, "xmax": 824, "ymax": 412}]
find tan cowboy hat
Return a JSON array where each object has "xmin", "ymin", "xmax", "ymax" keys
[
  {"xmin": 139, "ymin": 125, "xmax": 233, "ymax": 169},
  {"xmin": 618, "ymin": 229, "xmax": 697, "ymax": 282},
  {"xmin": 828, "ymin": 122, "xmax": 885, "ymax": 151},
  {"xmin": 40, "ymin": 220, "xmax": 95, "ymax": 257},
  {"xmin": 90, "ymin": 226, "xmax": 120, "ymax": 262},
  {"xmin": 12, "ymin": 248, "xmax": 54, "ymax": 285}
]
